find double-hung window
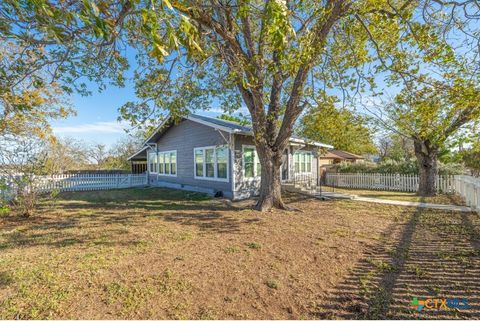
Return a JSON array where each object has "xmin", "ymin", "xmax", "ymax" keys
[
  {"xmin": 242, "ymin": 145, "xmax": 261, "ymax": 179},
  {"xmin": 194, "ymin": 146, "xmax": 229, "ymax": 181},
  {"xmin": 149, "ymin": 152, "xmax": 157, "ymax": 173},
  {"xmin": 158, "ymin": 150, "xmax": 177, "ymax": 176},
  {"xmin": 294, "ymin": 151, "xmax": 312, "ymax": 173}
]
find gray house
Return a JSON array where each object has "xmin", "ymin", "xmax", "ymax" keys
[{"xmin": 127, "ymin": 114, "xmax": 333, "ymax": 200}]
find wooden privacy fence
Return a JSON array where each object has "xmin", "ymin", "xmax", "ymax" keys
[
  {"xmin": 325, "ymin": 173, "xmax": 454, "ymax": 193},
  {"xmin": 1, "ymin": 173, "xmax": 148, "ymax": 200}
]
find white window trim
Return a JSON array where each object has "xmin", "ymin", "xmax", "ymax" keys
[
  {"xmin": 294, "ymin": 150, "xmax": 313, "ymax": 174},
  {"xmin": 148, "ymin": 151, "xmax": 158, "ymax": 174},
  {"xmin": 242, "ymin": 145, "xmax": 261, "ymax": 181},
  {"xmin": 157, "ymin": 150, "xmax": 177, "ymax": 177},
  {"xmin": 193, "ymin": 145, "xmax": 229, "ymax": 182}
]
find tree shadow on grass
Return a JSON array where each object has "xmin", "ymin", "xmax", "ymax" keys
[
  {"xmin": 315, "ymin": 204, "xmax": 480, "ymax": 319},
  {"xmin": 0, "ymin": 189, "xmax": 264, "ymax": 250}
]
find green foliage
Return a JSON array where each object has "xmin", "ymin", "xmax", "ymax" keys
[
  {"xmin": 2, "ymin": 0, "xmax": 478, "ymax": 208},
  {"xmin": 461, "ymin": 142, "xmax": 480, "ymax": 176},
  {"xmin": 265, "ymin": 279, "xmax": 279, "ymax": 290},
  {"xmin": 246, "ymin": 242, "xmax": 261, "ymax": 250},
  {"xmin": 300, "ymin": 95, "xmax": 377, "ymax": 155},
  {"xmin": 377, "ymin": 134, "xmax": 414, "ymax": 161},
  {"xmin": 217, "ymin": 114, "xmax": 251, "ymax": 126},
  {"xmin": 336, "ymin": 159, "xmax": 463, "ymax": 175},
  {"xmin": 391, "ymin": 78, "xmax": 480, "ymax": 150},
  {"xmin": 0, "ymin": 43, "xmax": 74, "ymax": 137},
  {"xmin": 0, "ymin": 0, "xmax": 129, "ymax": 136},
  {"xmin": 0, "ymin": 205, "xmax": 10, "ymax": 217}
]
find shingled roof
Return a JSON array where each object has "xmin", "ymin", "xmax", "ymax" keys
[{"xmin": 143, "ymin": 114, "xmax": 333, "ymax": 149}]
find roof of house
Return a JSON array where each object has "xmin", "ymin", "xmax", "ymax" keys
[
  {"xmin": 320, "ymin": 149, "xmax": 364, "ymax": 160},
  {"xmin": 320, "ymin": 151, "xmax": 344, "ymax": 159},
  {"xmin": 142, "ymin": 114, "xmax": 334, "ymax": 149},
  {"xmin": 127, "ymin": 145, "xmax": 149, "ymax": 161}
]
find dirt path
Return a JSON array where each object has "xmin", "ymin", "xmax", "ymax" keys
[{"xmin": 352, "ymin": 195, "xmax": 473, "ymax": 212}]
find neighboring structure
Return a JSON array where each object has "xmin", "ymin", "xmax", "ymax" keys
[
  {"xmin": 127, "ymin": 114, "xmax": 333, "ymax": 200},
  {"xmin": 319, "ymin": 150, "xmax": 365, "ymax": 165}
]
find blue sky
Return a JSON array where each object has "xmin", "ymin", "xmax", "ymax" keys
[{"xmin": 50, "ymin": 80, "xmax": 226, "ymax": 148}]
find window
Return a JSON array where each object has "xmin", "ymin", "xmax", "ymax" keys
[
  {"xmin": 194, "ymin": 146, "xmax": 229, "ymax": 181},
  {"xmin": 157, "ymin": 150, "xmax": 176, "ymax": 176},
  {"xmin": 158, "ymin": 153, "xmax": 164, "ymax": 174},
  {"xmin": 149, "ymin": 152, "xmax": 157, "ymax": 173},
  {"xmin": 205, "ymin": 148, "xmax": 215, "ymax": 178},
  {"xmin": 242, "ymin": 145, "xmax": 261, "ymax": 179},
  {"xmin": 170, "ymin": 152, "xmax": 176, "ymax": 175},
  {"xmin": 294, "ymin": 152, "xmax": 300, "ymax": 173},
  {"xmin": 294, "ymin": 151, "xmax": 313, "ymax": 173},
  {"xmin": 216, "ymin": 147, "xmax": 228, "ymax": 179},
  {"xmin": 195, "ymin": 149, "xmax": 204, "ymax": 177},
  {"xmin": 243, "ymin": 147, "xmax": 255, "ymax": 178}
]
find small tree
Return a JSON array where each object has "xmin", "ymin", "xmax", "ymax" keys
[
  {"xmin": 103, "ymin": 134, "xmax": 145, "ymax": 171},
  {"xmin": 377, "ymin": 133, "xmax": 414, "ymax": 161},
  {"xmin": 89, "ymin": 144, "xmax": 108, "ymax": 168},
  {"xmin": 300, "ymin": 95, "xmax": 377, "ymax": 155},
  {"xmin": 387, "ymin": 79, "xmax": 480, "ymax": 196},
  {"xmin": 43, "ymin": 138, "xmax": 90, "ymax": 174},
  {"xmin": 461, "ymin": 138, "xmax": 480, "ymax": 177},
  {"xmin": 0, "ymin": 133, "xmax": 49, "ymax": 217}
]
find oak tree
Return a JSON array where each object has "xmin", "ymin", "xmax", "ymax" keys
[{"xmin": 3, "ymin": 0, "xmax": 479, "ymax": 209}]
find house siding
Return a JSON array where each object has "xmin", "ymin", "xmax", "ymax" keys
[
  {"xmin": 232, "ymin": 135, "xmax": 320, "ymax": 200},
  {"xmin": 147, "ymin": 119, "xmax": 233, "ymax": 198},
  {"xmin": 233, "ymin": 135, "xmax": 261, "ymax": 200}
]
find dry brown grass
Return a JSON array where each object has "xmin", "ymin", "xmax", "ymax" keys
[{"xmin": 0, "ymin": 188, "xmax": 479, "ymax": 319}]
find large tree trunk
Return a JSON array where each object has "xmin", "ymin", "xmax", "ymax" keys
[
  {"xmin": 255, "ymin": 144, "xmax": 287, "ymax": 211},
  {"xmin": 414, "ymin": 140, "xmax": 438, "ymax": 196}
]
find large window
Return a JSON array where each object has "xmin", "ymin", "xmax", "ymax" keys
[
  {"xmin": 194, "ymin": 146, "xmax": 229, "ymax": 181},
  {"xmin": 294, "ymin": 151, "xmax": 312, "ymax": 173},
  {"xmin": 157, "ymin": 150, "xmax": 177, "ymax": 176},
  {"xmin": 242, "ymin": 145, "xmax": 262, "ymax": 178}
]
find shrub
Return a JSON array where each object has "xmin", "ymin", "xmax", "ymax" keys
[
  {"xmin": 0, "ymin": 205, "xmax": 11, "ymax": 217},
  {"xmin": 335, "ymin": 159, "xmax": 464, "ymax": 175}
]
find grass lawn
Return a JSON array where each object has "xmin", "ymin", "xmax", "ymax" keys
[
  {"xmin": 1, "ymin": 188, "xmax": 479, "ymax": 319},
  {"xmin": 323, "ymin": 186, "xmax": 465, "ymax": 205}
]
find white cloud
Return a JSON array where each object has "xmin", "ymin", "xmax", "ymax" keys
[{"xmin": 52, "ymin": 121, "xmax": 130, "ymax": 134}]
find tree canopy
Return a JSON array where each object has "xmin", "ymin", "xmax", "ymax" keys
[
  {"xmin": 299, "ymin": 95, "xmax": 377, "ymax": 155},
  {"xmin": 2, "ymin": 0, "xmax": 479, "ymax": 209}
]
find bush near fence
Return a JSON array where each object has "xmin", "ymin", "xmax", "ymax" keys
[{"xmin": 334, "ymin": 159, "xmax": 464, "ymax": 175}]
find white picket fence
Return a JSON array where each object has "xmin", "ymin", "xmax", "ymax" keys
[
  {"xmin": 325, "ymin": 173, "xmax": 454, "ymax": 193},
  {"xmin": 452, "ymin": 175, "xmax": 480, "ymax": 212},
  {"xmin": 325, "ymin": 173, "xmax": 480, "ymax": 212},
  {"xmin": 0, "ymin": 173, "xmax": 148, "ymax": 200}
]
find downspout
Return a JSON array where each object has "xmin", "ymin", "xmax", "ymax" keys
[{"xmin": 146, "ymin": 143, "xmax": 157, "ymax": 185}]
